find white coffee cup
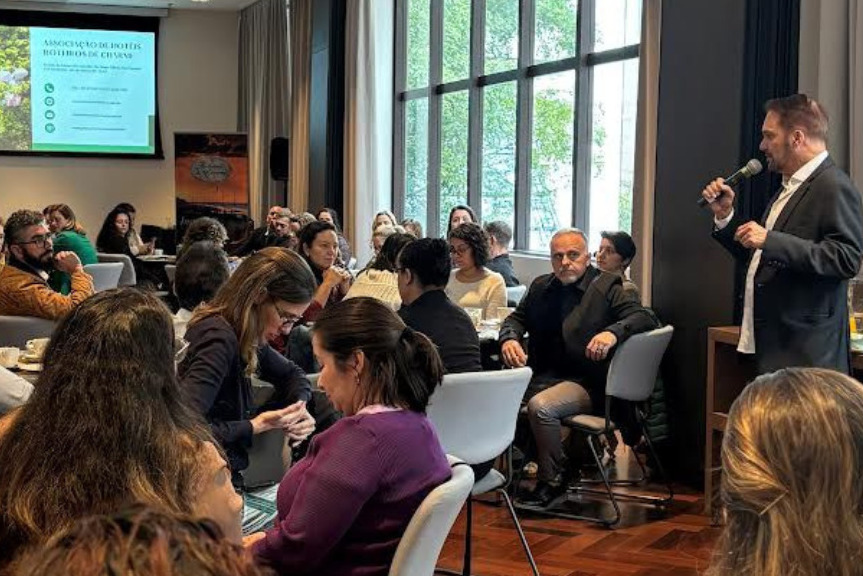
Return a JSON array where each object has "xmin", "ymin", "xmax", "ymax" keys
[
  {"xmin": 154, "ymin": 248, "xmax": 164, "ymax": 256},
  {"xmin": 0, "ymin": 347, "xmax": 20, "ymax": 368},
  {"xmin": 25, "ymin": 338, "xmax": 50, "ymax": 358}
]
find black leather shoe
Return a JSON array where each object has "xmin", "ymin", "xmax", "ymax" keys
[{"xmin": 517, "ymin": 481, "xmax": 566, "ymax": 507}]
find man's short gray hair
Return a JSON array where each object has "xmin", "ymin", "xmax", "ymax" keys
[{"xmin": 550, "ymin": 228, "xmax": 588, "ymax": 246}]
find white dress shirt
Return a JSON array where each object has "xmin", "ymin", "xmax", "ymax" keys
[{"xmin": 715, "ymin": 150, "xmax": 829, "ymax": 354}]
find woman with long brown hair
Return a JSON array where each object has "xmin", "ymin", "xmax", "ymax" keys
[
  {"xmin": 43, "ymin": 203, "xmax": 98, "ymax": 294},
  {"xmin": 179, "ymin": 247, "xmax": 318, "ymax": 487},
  {"xmin": 0, "ymin": 289, "xmax": 242, "ymax": 572},
  {"xmin": 708, "ymin": 367, "xmax": 863, "ymax": 576},
  {"xmin": 246, "ymin": 297, "xmax": 451, "ymax": 576}
]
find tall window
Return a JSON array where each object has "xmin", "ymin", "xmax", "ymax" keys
[{"xmin": 393, "ymin": 0, "xmax": 641, "ymax": 251}]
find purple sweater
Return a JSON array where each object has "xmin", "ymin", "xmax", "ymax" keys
[{"xmin": 253, "ymin": 410, "xmax": 451, "ymax": 576}]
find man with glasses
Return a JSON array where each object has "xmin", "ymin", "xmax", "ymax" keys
[
  {"xmin": 499, "ymin": 228, "xmax": 657, "ymax": 507},
  {"xmin": 233, "ymin": 205, "xmax": 287, "ymax": 257},
  {"xmin": 0, "ymin": 209, "xmax": 94, "ymax": 319}
]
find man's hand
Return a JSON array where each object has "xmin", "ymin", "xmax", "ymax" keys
[
  {"xmin": 701, "ymin": 177, "xmax": 735, "ymax": 220},
  {"xmin": 734, "ymin": 221, "xmax": 768, "ymax": 249},
  {"xmin": 54, "ymin": 251, "xmax": 83, "ymax": 274},
  {"xmin": 586, "ymin": 331, "xmax": 618, "ymax": 362},
  {"xmin": 501, "ymin": 340, "xmax": 527, "ymax": 368}
]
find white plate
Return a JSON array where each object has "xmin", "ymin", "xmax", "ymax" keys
[{"xmin": 17, "ymin": 361, "xmax": 42, "ymax": 372}]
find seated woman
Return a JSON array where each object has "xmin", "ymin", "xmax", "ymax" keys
[
  {"xmin": 113, "ymin": 202, "xmax": 154, "ymax": 256},
  {"xmin": 344, "ymin": 232, "xmax": 414, "ymax": 311},
  {"xmin": 178, "ymin": 247, "xmax": 317, "ymax": 489},
  {"xmin": 317, "ymin": 207, "xmax": 352, "ymax": 267},
  {"xmin": 178, "ymin": 217, "xmax": 229, "ymax": 258},
  {"xmin": 298, "ymin": 221, "xmax": 352, "ymax": 323},
  {"xmin": 371, "ymin": 209, "xmax": 397, "ymax": 233},
  {"xmin": 446, "ymin": 222, "xmax": 507, "ymax": 321},
  {"xmin": 43, "ymin": 203, "xmax": 98, "ymax": 294},
  {"xmin": 16, "ymin": 506, "xmax": 267, "ymax": 576},
  {"xmin": 446, "ymin": 204, "xmax": 477, "ymax": 236},
  {"xmin": 707, "ymin": 367, "xmax": 863, "ymax": 576},
  {"xmin": 595, "ymin": 230, "xmax": 640, "ymax": 301},
  {"xmin": 401, "ymin": 218, "xmax": 423, "ymax": 238},
  {"xmin": 0, "ymin": 290, "xmax": 243, "ymax": 572},
  {"xmin": 247, "ymin": 297, "xmax": 451, "ymax": 576}
]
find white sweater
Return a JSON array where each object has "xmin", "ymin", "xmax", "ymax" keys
[
  {"xmin": 445, "ymin": 268, "xmax": 507, "ymax": 320},
  {"xmin": 344, "ymin": 269, "xmax": 402, "ymax": 311}
]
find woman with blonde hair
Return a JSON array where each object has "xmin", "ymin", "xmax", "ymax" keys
[
  {"xmin": 0, "ymin": 289, "xmax": 243, "ymax": 572},
  {"xmin": 708, "ymin": 367, "xmax": 863, "ymax": 576},
  {"xmin": 43, "ymin": 203, "xmax": 98, "ymax": 294},
  {"xmin": 371, "ymin": 210, "xmax": 397, "ymax": 234},
  {"xmin": 179, "ymin": 247, "xmax": 318, "ymax": 488}
]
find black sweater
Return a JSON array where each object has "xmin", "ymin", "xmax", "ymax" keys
[{"xmin": 178, "ymin": 315, "xmax": 311, "ymax": 478}]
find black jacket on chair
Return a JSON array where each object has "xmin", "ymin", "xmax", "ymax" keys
[{"xmin": 712, "ymin": 157, "xmax": 863, "ymax": 374}]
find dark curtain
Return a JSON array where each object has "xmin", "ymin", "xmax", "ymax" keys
[{"xmin": 733, "ymin": 0, "xmax": 801, "ymax": 320}]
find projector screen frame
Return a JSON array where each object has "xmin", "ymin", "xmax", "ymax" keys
[{"xmin": 0, "ymin": 9, "xmax": 164, "ymax": 159}]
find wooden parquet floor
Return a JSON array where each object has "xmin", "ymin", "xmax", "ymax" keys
[{"xmin": 437, "ymin": 471, "xmax": 720, "ymax": 576}]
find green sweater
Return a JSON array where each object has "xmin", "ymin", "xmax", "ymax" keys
[{"xmin": 49, "ymin": 230, "xmax": 98, "ymax": 294}]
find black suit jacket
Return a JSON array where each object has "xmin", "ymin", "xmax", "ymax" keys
[{"xmin": 713, "ymin": 156, "xmax": 863, "ymax": 374}]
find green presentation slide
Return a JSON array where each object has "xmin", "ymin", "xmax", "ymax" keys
[{"xmin": 0, "ymin": 25, "xmax": 156, "ymax": 155}]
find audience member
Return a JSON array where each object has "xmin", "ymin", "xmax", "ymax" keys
[
  {"xmin": 707, "ymin": 368, "xmax": 863, "ymax": 576},
  {"xmin": 371, "ymin": 223, "xmax": 403, "ymax": 258},
  {"xmin": 499, "ymin": 228, "xmax": 658, "ymax": 507},
  {"xmin": 596, "ymin": 230, "xmax": 639, "ymax": 300},
  {"xmin": 234, "ymin": 205, "xmax": 283, "ymax": 257},
  {"xmin": 0, "ymin": 290, "xmax": 242, "ymax": 572},
  {"xmin": 96, "ymin": 206, "xmax": 136, "ymax": 257},
  {"xmin": 397, "ymin": 238, "xmax": 482, "ymax": 373},
  {"xmin": 401, "ymin": 218, "xmax": 424, "ymax": 238},
  {"xmin": 446, "ymin": 222, "xmax": 507, "ymax": 320},
  {"xmin": 484, "ymin": 220, "xmax": 520, "ymax": 287},
  {"xmin": 295, "ymin": 212, "xmax": 317, "ymax": 231},
  {"xmin": 317, "ymin": 207, "xmax": 352, "ymax": 266},
  {"xmin": 248, "ymin": 297, "xmax": 451, "ymax": 576},
  {"xmin": 372, "ymin": 210, "xmax": 397, "ymax": 233},
  {"xmin": 345, "ymin": 232, "xmax": 413, "ymax": 310},
  {"xmin": 113, "ymin": 203, "xmax": 154, "ymax": 256},
  {"xmin": 173, "ymin": 241, "xmax": 231, "ymax": 338},
  {"xmin": 0, "ymin": 209, "xmax": 94, "ymax": 319},
  {"xmin": 16, "ymin": 506, "xmax": 270, "ymax": 576},
  {"xmin": 0, "ymin": 366, "xmax": 33, "ymax": 415},
  {"xmin": 43, "ymin": 203, "xmax": 98, "ymax": 294},
  {"xmin": 179, "ymin": 217, "xmax": 229, "ymax": 258},
  {"xmin": 446, "ymin": 204, "xmax": 478, "ymax": 236},
  {"xmin": 271, "ymin": 209, "xmax": 299, "ymax": 251},
  {"xmin": 298, "ymin": 221, "xmax": 352, "ymax": 323},
  {"xmin": 178, "ymin": 247, "xmax": 316, "ymax": 487}
]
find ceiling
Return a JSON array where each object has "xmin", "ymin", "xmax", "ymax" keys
[{"xmin": 4, "ymin": 0, "xmax": 256, "ymax": 11}]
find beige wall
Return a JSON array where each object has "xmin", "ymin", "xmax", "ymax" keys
[{"xmin": 0, "ymin": 9, "xmax": 239, "ymax": 236}]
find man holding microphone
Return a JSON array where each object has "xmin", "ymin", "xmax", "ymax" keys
[{"xmin": 702, "ymin": 94, "xmax": 863, "ymax": 374}]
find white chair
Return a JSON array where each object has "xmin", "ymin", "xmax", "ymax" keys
[
  {"xmin": 96, "ymin": 253, "xmax": 136, "ymax": 287},
  {"xmin": 427, "ymin": 367, "xmax": 539, "ymax": 576},
  {"xmin": 506, "ymin": 285, "xmax": 527, "ymax": 305},
  {"xmin": 165, "ymin": 264, "xmax": 177, "ymax": 287},
  {"xmin": 389, "ymin": 456, "xmax": 474, "ymax": 576},
  {"xmin": 83, "ymin": 262, "xmax": 124, "ymax": 292},
  {"xmin": 0, "ymin": 315, "xmax": 55, "ymax": 348},
  {"xmin": 555, "ymin": 325, "xmax": 675, "ymax": 526}
]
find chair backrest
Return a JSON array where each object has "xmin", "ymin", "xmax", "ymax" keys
[
  {"xmin": 427, "ymin": 367, "xmax": 532, "ymax": 465},
  {"xmin": 389, "ymin": 456, "xmax": 473, "ymax": 576},
  {"xmin": 606, "ymin": 325, "xmax": 674, "ymax": 402},
  {"xmin": 165, "ymin": 264, "xmax": 177, "ymax": 287},
  {"xmin": 0, "ymin": 315, "xmax": 55, "ymax": 348},
  {"xmin": 96, "ymin": 253, "xmax": 136, "ymax": 287},
  {"xmin": 83, "ymin": 262, "xmax": 124, "ymax": 292},
  {"xmin": 506, "ymin": 285, "xmax": 527, "ymax": 305}
]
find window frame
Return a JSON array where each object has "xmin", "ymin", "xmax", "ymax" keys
[{"xmin": 393, "ymin": 0, "xmax": 640, "ymax": 249}]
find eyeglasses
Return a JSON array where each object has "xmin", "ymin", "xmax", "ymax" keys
[
  {"xmin": 449, "ymin": 245, "xmax": 470, "ymax": 256},
  {"xmin": 15, "ymin": 235, "xmax": 51, "ymax": 248},
  {"xmin": 272, "ymin": 301, "xmax": 302, "ymax": 328}
]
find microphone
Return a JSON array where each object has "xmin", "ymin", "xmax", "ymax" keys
[{"xmin": 698, "ymin": 158, "xmax": 763, "ymax": 207}]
